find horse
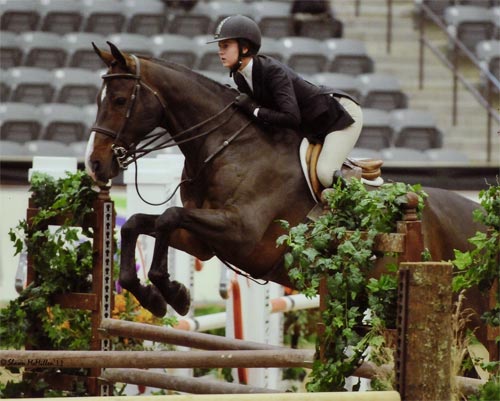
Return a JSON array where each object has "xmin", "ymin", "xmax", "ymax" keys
[{"xmin": 85, "ymin": 42, "xmax": 488, "ymax": 344}]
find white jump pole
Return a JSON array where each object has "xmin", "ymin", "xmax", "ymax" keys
[{"xmin": 225, "ymin": 272, "xmax": 285, "ymax": 389}]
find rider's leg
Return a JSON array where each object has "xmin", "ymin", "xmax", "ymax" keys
[{"xmin": 316, "ymin": 97, "xmax": 363, "ymax": 188}]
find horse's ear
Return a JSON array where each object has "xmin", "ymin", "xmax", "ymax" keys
[
  {"xmin": 107, "ymin": 41, "xmax": 128, "ymax": 70},
  {"xmin": 92, "ymin": 42, "xmax": 113, "ymax": 67}
]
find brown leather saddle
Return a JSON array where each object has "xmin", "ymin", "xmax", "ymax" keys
[{"xmin": 306, "ymin": 143, "xmax": 384, "ymax": 200}]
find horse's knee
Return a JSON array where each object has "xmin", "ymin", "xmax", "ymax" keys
[
  {"xmin": 148, "ymin": 269, "xmax": 169, "ymax": 286},
  {"xmin": 155, "ymin": 207, "xmax": 183, "ymax": 232},
  {"xmin": 119, "ymin": 271, "xmax": 139, "ymax": 291}
]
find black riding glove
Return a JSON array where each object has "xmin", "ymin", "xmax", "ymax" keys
[{"xmin": 234, "ymin": 94, "xmax": 259, "ymax": 117}]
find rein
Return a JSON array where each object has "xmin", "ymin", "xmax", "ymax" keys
[{"xmin": 92, "ymin": 55, "xmax": 252, "ymax": 205}]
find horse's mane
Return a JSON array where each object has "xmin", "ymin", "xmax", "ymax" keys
[{"xmin": 146, "ymin": 57, "xmax": 237, "ymax": 102}]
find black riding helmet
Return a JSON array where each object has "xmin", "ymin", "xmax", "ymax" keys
[{"xmin": 207, "ymin": 15, "xmax": 261, "ymax": 75}]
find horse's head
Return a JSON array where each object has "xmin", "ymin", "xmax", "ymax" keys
[{"xmin": 86, "ymin": 42, "xmax": 167, "ymax": 184}]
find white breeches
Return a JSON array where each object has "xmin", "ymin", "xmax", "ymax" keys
[{"xmin": 316, "ymin": 96, "xmax": 363, "ymax": 187}]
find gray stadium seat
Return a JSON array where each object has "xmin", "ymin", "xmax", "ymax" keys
[
  {"xmin": 0, "ymin": 140, "xmax": 29, "ymax": 157},
  {"xmin": 38, "ymin": 0, "xmax": 84, "ymax": 34},
  {"xmin": 358, "ymin": 73, "xmax": 408, "ymax": 111},
  {"xmin": 25, "ymin": 139, "xmax": 71, "ymax": 157},
  {"xmin": 291, "ymin": 1, "xmax": 342, "ymax": 39},
  {"xmin": 476, "ymin": 40, "xmax": 500, "ymax": 89},
  {"xmin": 124, "ymin": 0, "xmax": 167, "ymax": 36},
  {"xmin": 8, "ymin": 67, "xmax": 55, "ymax": 105},
  {"xmin": 152, "ymin": 34, "xmax": 197, "ymax": 68},
  {"xmin": 0, "ymin": 69, "xmax": 10, "ymax": 102},
  {"xmin": 390, "ymin": 109, "xmax": 443, "ymax": 150},
  {"xmin": 106, "ymin": 33, "xmax": 155, "ymax": 58},
  {"xmin": 445, "ymin": 5, "xmax": 495, "ymax": 51},
  {"xmin": 0, "ymin": 102, "xmax": 42, "ymax": 142},
  {"xmin": 39, "ymin": 103, "xmax": 89, "ymax": 144},
  {"xmin": 310, "ymin": 72, "xmax": 362, "ymax": 101},
  {"xmin": 20, "ymin": 31, "xmax": 67, "ymax": 69},
  {"xmin": 279, "ymin": 36, "xmax": 328, "ymax": 74},
  {"xmin": 69, "ymin": 140, "xmax": 89, "ymax": 159},
  {"xmin": 82, "ymin": 0, "xmax": 126, "ymax": 36},
  {"xmin": 253, "ymin": 1, "xmax": 293, "ymax": 39},
  {"xmin": 0, "ymin": 31, "xmax": 22, "ymax": 69},
  {"xmin": 356, "ymin": 108, "xmax": 393, "ymax": 151},
  {"xmin": 414, "ymin": 0, "xmax": 453, "ymax": 20},
  {"xmin": 260, "ymin": 37, "xmax": 286, "ymax": 62},
  {"xmin": 322, "ymin": 39, "xmax": 375, "ymax": 76},
  {"xmin": 53, "ymin": 68, "xmax": 102, "ymax": 106},
  {"xmin": 425, "ymin": 148, "xmax": 469, "ymax": 163},
  {"xmin": 64, "ymin": 32, "xmax": 107, "ymax": 70},
  {"xmin": 194, "ymin": 35, "xmax": 226, "ymax": 74},
  {"xmin": 205, "ymin": 1, "xmax": 255, "ymax": 30},
  {"xmin": 380, "ymin": 147, "xmax": 430, "ymax": 163},
  {"xmin": 0, "ymin": 0, "xmax": 40, "ymax": 33},
  {"xmin": 349, "ymin": 147, "xmax": 382, "ymax": 160},
  {"xmin": 167, "ymin": 3, "xmax": 212, "ymax": 37}
]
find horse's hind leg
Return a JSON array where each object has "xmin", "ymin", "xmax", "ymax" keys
[{"xmin": 119, "ymin": 213, "xmax": 168, "ymax": 317}]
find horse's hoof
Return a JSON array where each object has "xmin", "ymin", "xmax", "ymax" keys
[
  {"xmin": 165, "ymin": 281, "xmax": 191, "ymax": 316},
  {"xmin": 145, "ymin": 286, "xmax": 168, "ymax": 317}
]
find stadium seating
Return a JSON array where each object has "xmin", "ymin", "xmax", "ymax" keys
[
  {"xmin": 476, "ymin": 40, "xmax": 500, "ymax": 89},
  {"xmin": 349, "ymin": 147, "xmax": 382, "ymax": 160},
  {"xmin": 38, "ymin": 0, "xmax": 84, "ymax": 35},
  {"xmin": 153, "ymin": 34, "xmax": 197, "ymax": 68},
  {"xmin": 53, "ymin": 68, "xmax": 102, "ymax": 106},
  {"xmin": 0, "ymin": 31, "xmax": 22, "ymax": 69},
  {"xmin": 39, "ymin": 103, "xmax": 89, "ymax": 144},
  {"xmin": 124, "ymin": 0, "xmax": 167, "ymax": 36},
  {"xmin": 204, "ymin": 1, "xmax": 255, "ymax": 30},
  {"xmin": 425, "ymin": 148, "xmax": 469, "ymax": 163},
  {"xmin": 322, "ymin": 38, "xmax": 375, "ymax": 75},
  {"xmin": 64, "ymin": 32, "xmax": 107, "ymax": 70},
  {"xmin": 380, "ymin": 147, "xmax": 430, "ymax": 162},
  {"xmin": 194, "ymin": 35, "xmax": 226, "ymax": 73},
  {"xmin": 0, "ymin": 0, "xmax": 40, "ymax": 33},
  {"xmin": 25, "ymin": 139, "xmax": 71, "ymax": 157},
  {"xmin": 167, "ymin": 3, "xmax": 212, "ymax": 37},
  {"xmin": 0, "ymin": 69, "xmax": 10, "ymax": 102},
  {"xmin": 82, "ymin": 0, "xmax": 126, "ymax": 36},
  {"xmin": 356, "ymin": 108, "xmax": 393, "ymax": 150},
  {"xmin": 0, "ymin": 102, "xmax": 42, "ymax": 142},
  {"xmin": 20, "ymin": 31, "xmax": 67, "ymax": 69},
  {"xmin": 390, "ymin": 109, "xmax": 443, "ymax": 150},
  {"xmin": 358, "ymin": 73, "xmax": 408, "ymax": 111},
  {"xmin": 310, "ymin": 72, "xmax": 362, "ymax": 101},
  {"xmin": 106, "ymin": 33, "xmax": 155, "ymax": 58},
  {"xmin": 253, "ymin": 1, "xmax": 294, "ymax": 38},
  {"xmin": 444, "ymin": 5, "xmax": 495, "ymax": 51},
  {"xmin": 259, "ymin": 37, "xmax": 286, "ymax": 62},
  {"xmin": 196, "ymin": 69, "xmax": 235, "ymax": 88},
  {"xmin": 0, "ymin": 140, "xmax": 28, "ymax": 157},
  {"xmin": 279, "ymin": 37, "xmax": 328, "ymax": 74},
  {"xmin": 7, "ymin": 67, "xmax": 55, "ymax": 105}
]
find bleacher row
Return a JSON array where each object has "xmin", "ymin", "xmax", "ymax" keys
[{"xmin": 1, "ymin": 0, "xmax": 497, "ymax": 164}]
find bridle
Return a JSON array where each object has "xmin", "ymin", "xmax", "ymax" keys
[{"xmin": 91, "ymin": 54, "xmax": 249, "ymax": 170}]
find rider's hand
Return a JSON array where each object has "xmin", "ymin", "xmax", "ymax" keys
[{"xmin": 235, "ymin": 94, "xmax": 258, "ymax": 116}]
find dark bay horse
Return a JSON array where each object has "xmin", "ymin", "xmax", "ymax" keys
[{"xmin": 86, "ymin": 43, "xmax": 487, "ymax": 343}]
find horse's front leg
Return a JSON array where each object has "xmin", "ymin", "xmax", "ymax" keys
[
  {"xmin": 119, "ymin": 213, "xmax": 169, "ymax": 317},
  {"xmin": 148, "ymin": 206, "xmax": 256, "ymax": 316}
]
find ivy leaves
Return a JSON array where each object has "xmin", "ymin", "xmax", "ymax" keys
[{"xmin": 278, "ymin": 179, "xmax": 426, "ymax": 392}]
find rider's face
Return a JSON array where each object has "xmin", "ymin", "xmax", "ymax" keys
[{"xmin": 218, "ymin": 39, "xmax": 239, "ymax": 69}]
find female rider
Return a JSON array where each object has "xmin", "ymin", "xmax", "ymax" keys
[{"xmin": 208, "ymin": 15, "xmax": 363, "ymax": 188}]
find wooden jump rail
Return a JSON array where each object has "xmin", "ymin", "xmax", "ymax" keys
[{"xmin": 25, "ymin": 186, "xmax": 114, "ymax": 396}]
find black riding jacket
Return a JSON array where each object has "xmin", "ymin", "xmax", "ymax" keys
[{"xmin": 234, "ymin": 55, "xmax": 359, "ymax": 143}]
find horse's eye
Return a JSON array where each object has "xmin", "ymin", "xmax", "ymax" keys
[{"xmin": 114, "ymin": 97, "xmax": 127, "ymax": 106}]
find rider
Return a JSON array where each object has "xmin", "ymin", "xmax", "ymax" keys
[{"xmin": 208, "ymin": 15, "xmax": 363, "ymax": 188}]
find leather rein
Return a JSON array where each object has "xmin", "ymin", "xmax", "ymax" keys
[{"xmin": 91, "ymin": 54, "xmax": 250, "ymax": 171}]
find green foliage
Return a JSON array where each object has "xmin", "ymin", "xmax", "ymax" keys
[
  {"xmin": 452, "ymin": 184, "xmax": 500, "ymax": 328},
  {"xmin": 278, "ymin": 179, "xmax": 427, "ymax": 392}
]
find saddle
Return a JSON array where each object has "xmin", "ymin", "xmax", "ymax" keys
[{"xmin": 305, "ymin": 142, "xmax": 384, "ymax": 201}]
